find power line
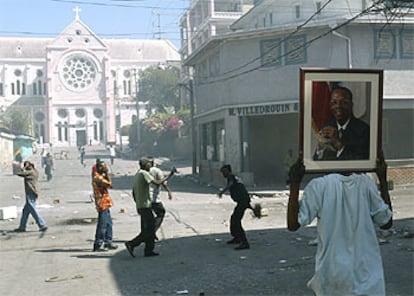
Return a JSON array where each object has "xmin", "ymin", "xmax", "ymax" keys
[
  {"xmin": 196, "ymin": 0, "xmax": 388, "ymax": 86},
  {"xmin": 50, "ymin": 0, "xmax": 188, "ymax": 10},
  {"xmin": 0, "ymin": 30, "xmax": 181, "ymax": 37},
  {"xmin": 212, "ymin": 0, "xmax": 334, "ymax": 79}
]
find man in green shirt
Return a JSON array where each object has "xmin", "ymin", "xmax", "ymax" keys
[{"xmin": 125, "ymin": 157, "xmax": 174, "ymax": 257}]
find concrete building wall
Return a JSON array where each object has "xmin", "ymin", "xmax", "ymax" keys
[{"xmin": 191, "ymin": 21, "xmax": 414, "ymax": 187}]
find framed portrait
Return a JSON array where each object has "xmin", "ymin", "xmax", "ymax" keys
[{"xmin": 299, "ymin": 68, "xmax": 383, "ymax": 173}]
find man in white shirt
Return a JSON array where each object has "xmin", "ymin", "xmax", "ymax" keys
[
  {"xmin": 109, "ymin": 145, "xmax": 116, "ymax": 165},
  {"xmin": 149, "ymin": 158, "xmax": 173, "ymax": 239},
  {"xmin": 287, "ymin": 153, "xmax": 393, "ymax": 296}
]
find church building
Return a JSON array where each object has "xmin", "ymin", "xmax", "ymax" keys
[{"xmin": 0, "ymin": 9, "xmax": 180, "ymax": 147}]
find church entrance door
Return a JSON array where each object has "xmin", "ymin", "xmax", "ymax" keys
[{"xmin": 76, "ymin": 130, "xmax": 87, "ymax": 147}]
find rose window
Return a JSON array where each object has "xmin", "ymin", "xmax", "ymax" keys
[{"xmin": 60, "ymin": 55, "xmax": 97, "ymax": 91}]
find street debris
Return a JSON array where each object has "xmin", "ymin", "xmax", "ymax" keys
[
  {"xmin": 176, "ymin": 290, "xmax": 189, "ymax": 294},
  {"xmin": 45, "ymin": 274, "xmax": 84, "ymax": 282},
  {"xmin": 0, "ymin": 206, "xmax": 17, "ymax": 220}
]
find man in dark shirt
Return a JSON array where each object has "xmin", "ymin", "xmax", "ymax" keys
[
  {"xmin": 218, "ymin": 164, "xmax": 251, "ymax": 250},
  {"xmin": 15, "ymin": 161, "xmax": 48, "ymax": 232},
  {"xmin": 314, "ymin": 86, "xmax": 370, "ymax": 160}
]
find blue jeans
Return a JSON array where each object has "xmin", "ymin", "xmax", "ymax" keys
[
  {"xmin": 94, "ymin": 209, "xmax": 113, "ymax": 246},
  {"xmin": 19, "ymin": 193, "xmax": 47, "ymax": 230}
]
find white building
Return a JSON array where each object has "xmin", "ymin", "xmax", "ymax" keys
[
  {"xmin": 0, "ymin": 10, "xmax": 180, "ymax": 147},
  {"xmin": 182, "ymin": 0, "xmax": 414, "ymax": 186}
]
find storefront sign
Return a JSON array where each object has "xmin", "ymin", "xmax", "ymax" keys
[{"xmin": 228, "ymin": 102, "xmax": 299, "ymax": 116}]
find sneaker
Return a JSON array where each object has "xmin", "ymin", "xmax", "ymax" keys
[
  {"xmin": 93, "ymin": 244, "xmax": 108, "ymax": 252},
  {"xmin": 39, "ymin": 226, "xmax": 48, "ymax": 232},
  {"xmin": 124, "ymin": 242, "xmax": 135, "ymax": 258},
  {"xmin": 104, "ymin": 243, "xmax": 118, "ymax": 250},
  {"xmin": 226, "ymin": 238, "xmax": 241, "ymax": 244},
  {"xmin": 14, "ymin": 228, "xmax": 26, "ymax": 233},
  {"xmin": 234, "ymin": 242, "xmax": 250, "ymax": 250},
  {"xmin": 144, "ymin": 251, "xmax": 159, "ymax": 257}
]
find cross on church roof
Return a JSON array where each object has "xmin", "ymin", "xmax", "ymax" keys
[{"xmin": 73, "ymin": 6, "xmax": 81, "ymax": 20}]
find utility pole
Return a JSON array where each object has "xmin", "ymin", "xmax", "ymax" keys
[
  {"xmin": 133, "ymin": 69, "xmax": 140, "ymax": 155},
  {"xmin": 178, "ymin": 80, "xmax": 197, "ymax": 175},
  {"xmin": 188, "ymin": 79, "xmax": 197, "ymax": 175}
]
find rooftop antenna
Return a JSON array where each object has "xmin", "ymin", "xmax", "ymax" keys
[{"xmin": 152, "ymin": 10, "xmax": 162, "ymax": 39}]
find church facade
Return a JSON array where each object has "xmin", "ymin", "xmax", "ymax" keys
[{"xmin": 0, "ymin": 13, "xmax": 180, "ymax": 147}]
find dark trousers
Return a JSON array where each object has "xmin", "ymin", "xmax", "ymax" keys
[
  {"xmin": 230, "ymin": 203, "xmax": 249, "ymax": 243},
  {"xmin": 151, "ymin": 202, "xmax": 166, "ymax": 232},
  {"xmin": 129, "ymin": 208, "xmax": 155, "ymax": 254}
]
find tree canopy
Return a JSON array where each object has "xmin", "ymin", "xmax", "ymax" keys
[{"xmin": 138, "ymin": 66, "xmax": 180, "ymax": 112}]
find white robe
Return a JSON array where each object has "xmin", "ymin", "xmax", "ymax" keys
[{"xmin": 299, "ymin": 174, "xmax": 392, "ymax": 296}]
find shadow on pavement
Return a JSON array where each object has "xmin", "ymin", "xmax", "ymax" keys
[
  {"xmin": 106, "ymin": 217, "xmax": 413, "ymax": 296},
  {"xmin": 108, "ymin": 228, "xmax": 316, "ymax": 296}
]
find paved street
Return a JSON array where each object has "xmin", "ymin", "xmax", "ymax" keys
[{"xmin": 0, "ymin": 145, "xmax": 413, "ymax": 296}]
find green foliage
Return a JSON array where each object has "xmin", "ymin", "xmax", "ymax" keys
[
  {"xmin": 138, "ymin": 66, "xmax": 180, "ymax": 112},
  {"xmin": 0, "ymin": 108, "xmax": 31, "ymax": 134}
]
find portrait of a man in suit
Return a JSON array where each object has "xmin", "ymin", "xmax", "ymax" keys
[{"xmin": 313, "ymin": 86, "xmax": 370, "ymax": 161}]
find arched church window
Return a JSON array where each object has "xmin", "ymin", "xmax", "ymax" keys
[
  {"xmin": 93, "ymin": 121, "xmax": 98, "ymax": 140},
  {"xmin": 58, "ymin": 121, "xmax": 62, "ymax": 141},
  {"xmin": 64, "ymin": 121, "xmax": 68, "ymax": 141}
]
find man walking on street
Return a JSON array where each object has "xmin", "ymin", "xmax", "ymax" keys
[
  {"xmin": 125, "ymin": 157, "xmax": 175, "ymax": 257},
  {"xmin": 109, "ymin": 145, "xmax": 116, "ymax": 165},
  {"xmin": 149, "ymin": 158, "xmax": 174, "ymax": 239},
  {"xmin": 44, "ymin": 153, "xmax": 54, "ymax": 181},
  {"xmin": 15, "ymin": 161, "xmax": 48, "ymax": 232},
  {"xmin": 287, "ymin": 153, "xmax": 393, "ymax": 295}
]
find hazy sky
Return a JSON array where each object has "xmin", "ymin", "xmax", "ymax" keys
[{"xmin": 0, "ymin": 0, "xmax": 188, "ymax": 48}]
